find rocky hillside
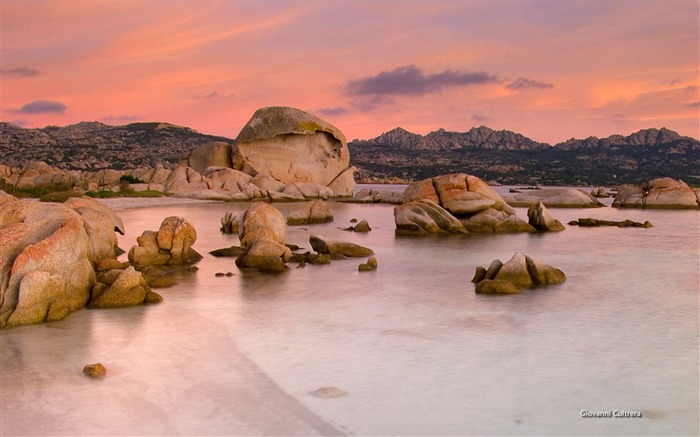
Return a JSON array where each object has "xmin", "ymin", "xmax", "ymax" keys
[
  {"xmin": 0, "ymin": 121, "xmax": 232, "ymax": 170},
  {"xmin": 2, "ymin": 121, "xmax": 698, "ymax": 186},
  {"xmin": 349, "ymin": 126, "xmax": 700, "ymax": 186}
]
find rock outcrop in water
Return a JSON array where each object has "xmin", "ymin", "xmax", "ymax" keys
[
  {"xmin": 287, "ymin": 200, "xmax": 334, "ymax": 225},
  {"xmin": 527, "ymin": 201, "xmax": 565, "ymax": 231},
  {"xmin": 472, "ymin": 252, "xmax": 566, "ymax": 294},
  {"xmin": 612, "ymin": 177, "xmax": 700, "ymax": 209},
  {"xmin": 394, "ymin": 174, "xmax": 534, "ymax": 234},
  {"xmin": 502, "ymin": 187, "xmax": 604, "ymax": 208},
  {"xmin": 309, "ymin": 234, "xmax": 374, "ymax": 257},
  {"xmin": 568, "ymin": 218, "xmax": 653, "ymax": 228},
  {"xmin": 128, "ymin": 216, "xmax": 202, "ymax": 267},
  {"xmin": 0, "ymin": 196, "xmax": 132, "ymax": 327},
  {"xmin": 236, "ymin": 202, "xmax": 291, "ymax": 272}
]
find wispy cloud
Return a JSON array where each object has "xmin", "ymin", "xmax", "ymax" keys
[
  {"xmin": 317, "ymin": 106, "xmax": 348, "ymax": 116},
  {"xmin": 11, "ymin": 100, "xmax": 67, "ymax": 114},
  {"xmin": 0, "ymin": 67, "xmax": 43, "ymax": 77},
  {"xmin": 193, "ymin": 91, "xmax": 236, "ymax": 100},
  {"xmin": 345, "ymin": 65, "xmax": 501, "ymax": 97},
  {"xmin": 472, "ymin": 114, "xmax": 494, "ymax": 122},
  {"xmin": 505, "ymin": 77, "xmax": 554, "ymax": 90}
]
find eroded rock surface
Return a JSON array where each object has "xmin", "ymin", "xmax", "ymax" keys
[
  {"xmin": 236, "ymin": 202, "xmax": 291, "ymax": 271},
  {"xmin": 472, "ymin": 252, "xmax": 566, "ymax": 294},
  {"xmin": 234, "ymin": 107, "xmax": 355, "ymax": 196},
  {"xmin": 612, "ymin": 178, "xmax": 700, "ymax": 209},
  {"xmin": 394, "ymin": 174, "xmax": 534, "ymax": 234}
]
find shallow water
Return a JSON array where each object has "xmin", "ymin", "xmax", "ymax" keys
[{"xmin": 1, "ymin": 187, "xmax": 698, "ymax": 436}]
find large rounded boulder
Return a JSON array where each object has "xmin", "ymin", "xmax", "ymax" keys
[
  {"xmin": 234, "ymin": 107, "xmax": 355, "ymax": 196},
  {"xmin": 1, "ymin": 200, "xmax": 95, "ymax": 327},
  {"xmin": 612, "ymin": 178, "xmax": 700, "ymax": 209}
]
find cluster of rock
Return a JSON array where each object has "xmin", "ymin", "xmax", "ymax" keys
[
  {"xmin": 0, "ymin": 192, "xmax": 203, "ymax": 328},
  {"xmin": 227, "ymin": 202, "xmax": 375, "ymax": 272},
  {"xmin": 1, "ymin": 107, "xmax": 357, "ymax": 201},
  {"xmin": 394, "ymin": 173, "xmax": 535, "ymax": 234},
  {"xmin": 590, "ymin": 187, "xmax": 611, "ymax": 198},
  {"xmin": 1, "ymin": 196, "xmax": 123, "ymax": 326},
  {"xmin": 128, "ymin": 216, "xmax": 202, "ymax": 267},
  {"xmin": 612, "ymin": 178, "xmax": 700, "ymax": 209},
  {"xmin": 288, "ymin": 235, "xmax": 375, "ymax": 268},
  {"xmin": 343, "ymin": 219, "xmax": 372, "ymax": 232},
  {"xmin": 348, "ymin": 187, "xmax": 404, "ymax": 204},
  {"xmin": 471, "ymin": 252, "xmax": 566, "ymax": 294}
]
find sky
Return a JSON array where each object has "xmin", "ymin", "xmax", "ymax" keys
[{"xmin": 1, "ymin": 0, "xmax": 698, "ymax": 144}]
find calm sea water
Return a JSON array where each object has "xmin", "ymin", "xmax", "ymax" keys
[{"xmin": 1, "ymin": 185, "xmax": 698, "ymax": 436}]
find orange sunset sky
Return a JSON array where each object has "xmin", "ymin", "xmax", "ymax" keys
[{"xmin": 1, "ymin": 0, "xmax": 698, "ymax": 144}]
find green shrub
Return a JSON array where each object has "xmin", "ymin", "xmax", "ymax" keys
[
  {"xmin": 119, "ymin": 174, "xmax": 145, "ymax": 184},
  {"xmin": 0, "ymin": 178, "xmax": 74, "ymax": 198},
  {"xmin": 39, "ymin": 191, "xmax": 85, "ymax": 203},
  {"xmin": 85, "ymin": 190, "xmax": 165, "ymax": 199}
]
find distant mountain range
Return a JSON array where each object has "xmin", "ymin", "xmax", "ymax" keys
[
  {"xmin": 1, "ymin": 121, "xmax": 698, "ymax": 186},
  {"xmin": 348, "ymin": 126, "xmax": 700, "ymax": 185}
]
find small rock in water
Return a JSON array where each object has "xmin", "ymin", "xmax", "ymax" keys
[
  {"xmin": 83, "ymin": 363, "xmax": 107, "ymax": 378},
  {"xmin": 144, "ymin": 291, "xmax": 163, "ymax": 304},
  {"xmin": 353, "ymin": 220, "xmax": 372, "ymax": 232},
  {"xmin": 359, "ymin": 256, "xmax": 378, "ymax": 271},
  {"xmin": 311, "ymin": 386, "xmax": 347, "ymax": 398}
]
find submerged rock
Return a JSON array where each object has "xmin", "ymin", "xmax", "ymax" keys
[
  {"xmin": 569, "ymin": 218, "xmax": 653, "ymax": 228},
  {"xmin": 310, "ymin": 387, "xmax": 347, "ymax": 398},
  {"xmin": 503, "ymin": 188, "xmax": 604, "ymax": 208},
  {"xmin": 287, "ymin": 200, "xmax": 334, "ymax": 225},
  {"xmin": 309, "ymin": 234, "xmax": 374, "ymax": 257},
  {"xmin": 220, "ymin": 211, "xmax": 238, "ymax": 234}
]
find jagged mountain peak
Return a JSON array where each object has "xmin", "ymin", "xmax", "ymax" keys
[{"xmin": 554, "ymin": 127, "xmax": 691, "ymax": 149}]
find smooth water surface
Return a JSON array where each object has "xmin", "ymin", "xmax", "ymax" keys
[{"xmin": 1, "ymin": 188, "xmax": 698, "ymax": 436}]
